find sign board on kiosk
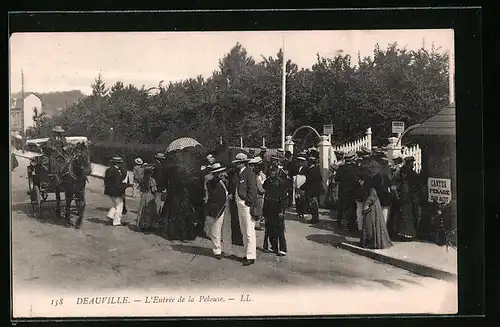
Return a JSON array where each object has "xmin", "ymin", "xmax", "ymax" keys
[
  {"xmin": 427, "ymin": 177, "xmax": 452, "ymax": 203},
  {"xmin": 323, "ymin": 124, "xmax": 333, "ymax": 135},
  {"xmin": 392, "ymin": 121, "xmax": 405, "ymax": 134}
]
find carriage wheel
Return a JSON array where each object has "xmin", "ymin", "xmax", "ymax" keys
[{"xmin": 31, "ymin": 186, "xmax": 42, "ymax": 219}]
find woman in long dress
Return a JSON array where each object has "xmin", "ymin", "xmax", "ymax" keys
[
  {"xmin": 357, "ymin": 173, "xmax": 393, "ymax": 249},
  {"xmin": 394, "ymin": 166, "xmax": 419, "ymax": 241},
  {"xmin": 161, "ymin": 149, "xmax": 202, "ymax": 241},
  {"xmin": 135, "ymin": 165, "xmax": 158, "ymax": 232}
]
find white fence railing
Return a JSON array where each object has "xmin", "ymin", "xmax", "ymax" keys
[
  {"xmin": 402, "ymin": 144, "xmax": 422, "ymax": 173},
  {"xmin": 332, "ymin": 135, "xmax": 371, "ymax": 155}
]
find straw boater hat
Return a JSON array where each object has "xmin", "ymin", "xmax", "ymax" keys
[
  {"xmin": 111, "ymin": 156, "xmax": 124, "ymax": 164},
  {"xmin": 53, "ymin": 126, "xmax": 65, "ymax": 133},
  {"xmin": 344, "ymin": 152, "xmax": 356, "ymax": 161},
  {"xmin": 277, "ymin": 148, "xmax": 284, "ymax": 153},
  {"xmin": 210, "ymin": 162, "xmax": 227, "ymax": 173},
  {"xmin": 232, "ymin": 153, "xmax": 249, "ymax": 163},
  {"xmin": 372, "ymin": 149, "xmax": 387, "ymax": 158},
  {"xmin": 155, "ymin": 152, "xmax": 166, "ymax": 159},
  {"xmin": 134, "ymin": 158, "xmax": 144, "ymax": 165},
  {"xmin": 248, "ymin": 156, "xmax": 263, "ymax": 164},
  {"xmin": 260, "ymin": 146, "xmax": 267, "ymax": 151}
]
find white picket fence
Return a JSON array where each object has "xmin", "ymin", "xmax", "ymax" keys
[
  {"xmin": 402, "ymin": 144, "xmax": 422, "ymax": 173},
  {"xmin": 331, "ymin": 134, "xmax": 371, "ymax": 155}
]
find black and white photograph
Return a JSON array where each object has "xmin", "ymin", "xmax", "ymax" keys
[{"xmin": 10, "ymin": 28, "xmax": 458, "ymax": 317}]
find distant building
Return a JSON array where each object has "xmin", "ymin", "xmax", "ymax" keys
[{"xmin": 10, "ymin": 93, "xmax": 43, "ymax": 133}]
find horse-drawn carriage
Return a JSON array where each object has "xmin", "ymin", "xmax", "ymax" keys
[{"xmin": 26, "ymin": 136, "xmax": 91, "ymax": 222}]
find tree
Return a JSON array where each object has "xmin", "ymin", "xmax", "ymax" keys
[{"xmin": 36, "ymin": 42, "xmax": 449, "ymax": 150}]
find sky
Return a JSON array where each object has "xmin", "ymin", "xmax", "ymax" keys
[{"xmin": 9, "ymin": 29, "xmax": 453, "ymax": 95}]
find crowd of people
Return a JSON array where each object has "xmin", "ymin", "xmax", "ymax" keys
[
  {"xmin": 102, "ymin": 145, "xmax": 325, "ymax": 266},
  {"xmin": 325, "ymin": 146, "xmax": 426, "ymax": 248},
  {"xmin": 101, "ymin": 142, "xmax": 432, "ymax": 264}
]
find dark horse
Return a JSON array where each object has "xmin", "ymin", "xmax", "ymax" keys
[{"xmin": 49, "ymin": 142, "xmax": 91, "ymax": 228}]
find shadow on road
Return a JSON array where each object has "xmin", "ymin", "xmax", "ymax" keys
[
  {"xmin": 170, "ymin": 244, "xmax": 213, "ymax": 259},
  {"xmin": 87, "ymin": 217, "xmax": 112, "ymax": 226},
  {"xmin": 306, "ymin": 234, "xmax": 347, "ymax": 246},
  {"xmin": 11, "ymin": 202, "xmax": 33, "ymax": 216},
  {"xmin": 12, "ymin": 201, "xmax": 71, "ymax": 227}
]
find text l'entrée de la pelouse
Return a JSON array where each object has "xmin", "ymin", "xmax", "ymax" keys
[{"xmin": 75, "ymin": 294, "xmax": 252, "ymax": 305}]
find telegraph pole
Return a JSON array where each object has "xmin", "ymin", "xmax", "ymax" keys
[
  {"xmin": 281, "ymin": 36, "xmax": 286, "ymax": 150},
  {"xmin": 449, "ymin": 41, "xmax": 455, "ymax": 105},
  {"xmin": 21, "ymin": 69, "xmax": 25, "ymax": 153}
]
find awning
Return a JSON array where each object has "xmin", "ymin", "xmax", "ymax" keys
[{"xmin": 408, "ymin": 103, "xmax": 456, "ymax": 137}]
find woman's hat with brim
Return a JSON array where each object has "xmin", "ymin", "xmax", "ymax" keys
[
  {"xmin": 297, "ymin": 156, "xmax": 307, "ymax": 161},
  {"xmin": 210, "ymin": 162, "xmax": 227, "ymax": 173},
  {"xmin": 232, "ymin": 153, "xmax": 249, "ymax": 163},
  {"xmin": 155, "ymin": 152, "xmax": 166, "ymax": 159},
  {"xmin": 52, "ymin": 126, "xmax": 65, "ymax": 133},
  {"xmin": 135, "ymin": 158, "xmax": 144, "ymax": 165},
  {"xmin": 248, "ymin": 156, "xmax": 263, "ymax": 164}
]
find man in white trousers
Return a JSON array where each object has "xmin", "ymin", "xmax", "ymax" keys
[
  {"xmin": 230, "ymin": 153, "xmax": 258, "ymax": 266},
  {"xmin": 204, "ymin": 163, "xmax": 235, "ymax": 260},
  {"xmin": 104, "ymin": 156, "xmax": 125, "ymax": 226}
]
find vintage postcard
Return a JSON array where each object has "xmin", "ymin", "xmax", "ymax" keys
[{"xmin": 10, "ymin": 29, "xmax": 458, "ymax": 318}]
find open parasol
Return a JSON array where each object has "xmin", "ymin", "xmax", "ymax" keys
[{"xmin": 166, "ymin": 137, "xmax": 201, "ymax": 153}]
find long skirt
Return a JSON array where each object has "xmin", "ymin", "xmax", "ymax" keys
[
  {"xmin": 161, "ymin": 190, "xmax": 197, "ymax": 241},
  {"xmin": 361, "ymin": 198, "xmax": 393, "ymax": 249},
  {"xmin": 395, "ymin": 199, "xmax": 418, "ymax": 240},
  {"xmin": 136, "ymin": 191, "xmax": 157, "ymax": 231}
]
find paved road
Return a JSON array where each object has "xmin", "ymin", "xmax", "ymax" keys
[{"xmin": 11, "ymin": 156, "xmax": 457, "ymax": 315}]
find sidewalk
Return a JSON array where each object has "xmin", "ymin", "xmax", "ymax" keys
[{"xmin": 285, "ymin": 208, "xmax": 458, "ymax": 282}]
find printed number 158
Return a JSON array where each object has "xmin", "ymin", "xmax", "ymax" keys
[{"xmin": 51, "ymin": 298, "xmax": 64, "ymax": 306}]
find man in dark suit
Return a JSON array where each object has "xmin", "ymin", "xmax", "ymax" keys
[
  {"xmin": 230, "ymin": 153, "xmax": 258, "ymax": 266},
  {"xmin": 300, "ymin": 155, "xmax": 324, "ymax": 224},
  {"xmin": 204, "ymin": 163, "xmax": 236, "ymax": 260},
  {"xmin": 104, "ymin": 156, "xmax": 125, "ymax": 226}
]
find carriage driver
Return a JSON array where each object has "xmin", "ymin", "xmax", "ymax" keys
[
  {"xmin": 46, "ymin": 126, "xmax": 68, "ymax": 151},
  {"xmin": 45, "ymin": 126, "xmax": 69, "ymax": 180}
]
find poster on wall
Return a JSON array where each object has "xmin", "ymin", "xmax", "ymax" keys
[{"xmin": 427, "ymin": 177, "xmax": 452, "ymax": 203}]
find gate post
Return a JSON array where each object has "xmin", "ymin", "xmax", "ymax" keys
[
  {"xmin": 284, "ymin": 135, "xmax": 294, "ymax": 154},
  {"xmin": 386, "ymin": 136, "xmax": 402, "ymax": 163},
  {"xmin": 366, "ymin": 127, "xmax": 372, "ymax": 150},
  {"xmin": 317, "ymin": 135, "xmax": 331, "ymax": 207}
]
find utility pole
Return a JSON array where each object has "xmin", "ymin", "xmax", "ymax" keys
[
  {"xmin": 21, "ymin": 69, "xmax": 25, "ymax": 153},
  {"xmin": 449, "ymin": 41, "xmax": 455, "ymax": 105},
  {"xmin": 281, "ymin": 36, "xmax": 286, "ymax": 150}
]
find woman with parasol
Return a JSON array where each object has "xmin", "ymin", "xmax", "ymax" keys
[{"xmin": 160, "ymin": 137, "xmax": 206, "ymax": 241}]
